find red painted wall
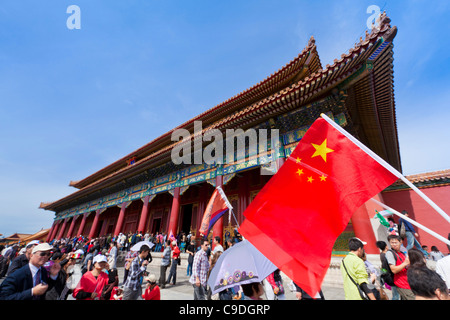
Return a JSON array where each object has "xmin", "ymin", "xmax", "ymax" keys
[{"xmin": 382, "ymin": 185, "xmax": 450, "ymax": 254}]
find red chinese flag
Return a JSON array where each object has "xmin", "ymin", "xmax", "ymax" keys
[
  {"xmin": 199, "ymin": 187, "xmax": 232, "ymax": 237},
  {"xmin": 239, "ymin": 117, "xmax": 398, "ymax": 297}
]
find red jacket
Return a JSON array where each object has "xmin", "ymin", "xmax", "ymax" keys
[
  {"xmin": 73, "ymin": 271, "xmax": 109, "ymax": 300},
  {"xmin": 142, "ymin": 285, "xmax": 160, "ymax": 300},
  {"xmin": 172, "ymin": 245, "xmax": 181, "ymax": 259}
]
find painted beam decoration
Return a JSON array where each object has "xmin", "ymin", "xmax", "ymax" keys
[{"xmin": 54, "ymin": 111, "xmax": 347, "ymax": 221}]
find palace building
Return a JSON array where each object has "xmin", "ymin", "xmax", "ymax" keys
[{"xmin": 40, "ymin": 13, "xmax": 401, "ymax": 254}]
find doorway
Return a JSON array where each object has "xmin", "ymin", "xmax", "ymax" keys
[
  {"xmin": 181, "ymin": 204, "xmax": 193, "ymax": 234},
  {"xmin": 152, "ymin": 218, "xmax": 161, "ymax": 234}
]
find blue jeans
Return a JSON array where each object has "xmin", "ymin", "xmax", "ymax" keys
[
  {"xmin": 186, "ymin": 263, "xmax": 193, "ymax": 276},
  {"xmin": 391, "ymin": 286, "xmax": 400, "ymax": 300},
  {"xmin": 167, "ymin": 259, "xmax": 178, "ymax": 284},
  {"xmin": 405, "ymin": 231, "xmax": 428, "ymax": 257}
]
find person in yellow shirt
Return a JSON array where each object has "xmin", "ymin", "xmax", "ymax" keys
[{"xmin": 341, "ymin": 237, "xmax": 376, "ymax": 300}]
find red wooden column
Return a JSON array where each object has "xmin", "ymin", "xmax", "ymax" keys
[
  {"xmin": 56, "ymin": 218, "xmax": 69, "ymax": 240},
  {"xmin": 351, "ymin": 193, "xmax": 385, "ymax": 254},
  {"xmin": 48, "ymin": 222, "xmax": 58, "ymax": 242},
  {"xmin": 114, "ymin": 202, "xmax": 130, "ymax": 236},
  {"xmin": 66, "ymin": 216, "xmax": 78, "ymax": 239},
  {"xmin": 47, "ymin": 221, "xmax": 57, "ymax": 242},
  {"xmin": 89, "ymin": 209, "xmax": 105, "ymax": 240},
  {"xmin": 76, "ymin": 212, "xmax": 89, "ymax": 237},
  {"xmin": 138, "ymin": 196, "xmax": 150, "ymax": 233},
  {"xmin": 167, "ymin": 187, "xmax": 181, "ymax": 237},
  {"xmin": 212, "ymin": 174, "xmax": 224, "ymax": 247}
]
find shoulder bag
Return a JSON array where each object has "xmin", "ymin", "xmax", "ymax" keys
[{"xmin": 342, "ymin": 259, "xmax": 369, "ymax": 300}]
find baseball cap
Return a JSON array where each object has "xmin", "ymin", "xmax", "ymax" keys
[
  {"xmin": 92, "ymin": 254, "xmax": 107, "ymax": 265},
  {"xmin": 32, "ymin": 243, "xmax": 54, "ymax": 254},
  {"xmin": 351, "ymin": 237, "xmax": 367, "ymax": 245},
  {"xmin": 26, "ymin": 240, "xmax": 40, "ymax": 248}
]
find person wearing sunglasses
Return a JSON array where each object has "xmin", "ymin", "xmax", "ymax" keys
[
  {"xmin": 0, "ymin": 243, "xmax": 60, "ymax": 300},
  {"xmin": 5, "ymin": 240, "xmax": 40, "ymax": 277}
]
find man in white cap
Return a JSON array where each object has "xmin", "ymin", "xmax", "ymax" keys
[
  {"xmin": 341, "ymin": 237, "xmax": 376, "ymax": 300},
  {"xmin": 6, "ymin": 240, "xmax": 40, "ymax": 276},
  {"xmin": 0, "ymin": 243, "xmax": 60, "ymax": 300}
]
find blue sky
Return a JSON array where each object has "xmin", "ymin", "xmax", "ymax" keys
[{"xmin": 0, "ymin": 1, "xmax": 449, "ymax": 237}]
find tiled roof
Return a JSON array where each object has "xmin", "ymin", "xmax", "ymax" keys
[
  {"xmin": 41, "ymin": 12, "xmax": 400, "ymax": 212},
  {"xmin": 405, "ymin": 169, "xmax": 450, "ymax": 183},
  {"xmin": 385, "ymin": 169, "xmax": 450, "ymax": 191},
  {"xmin": 68, "ymin": 37, "xmax": 322, "ymax": 190}
]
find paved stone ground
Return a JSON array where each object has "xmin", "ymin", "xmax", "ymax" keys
[
  {"xmin": 68, "ymin": 251, "xmax": 354, "ymax": 300},
  {"xmin": 1, "ymin": 251, "xmax": 394, "ymax": 301},
  {"xmin": 110, "ymin": 261, "xmax": 349, "ymax": 300}
]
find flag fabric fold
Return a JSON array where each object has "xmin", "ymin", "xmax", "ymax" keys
[
  {"xmin": 199, "ymin": 186, "xmax": 233, "ymax": 237},
  {"xmin": 168, "ymin": 230, "xmax": 176, "ymax": 242},
  {"xmin": 374, "ymin": 210, "xmax": 390, "ymax": 227},
  {"xmin": 239, "ymin": 117, "xmax": 398, "ymax": 297}
]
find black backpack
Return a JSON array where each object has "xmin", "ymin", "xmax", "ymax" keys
[{"xmin": 380, "ymin": 251, "xmax": 396, "ymax": 286}]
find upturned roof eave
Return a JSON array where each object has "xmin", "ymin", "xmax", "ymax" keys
[{"xmin": 69, "ymin": 39, "xmax": 321, "ymax": 190}]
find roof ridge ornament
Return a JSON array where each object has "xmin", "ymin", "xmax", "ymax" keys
[{"xmin": 379, "ymin": 11, "xmax": 391, "ymax": 29}]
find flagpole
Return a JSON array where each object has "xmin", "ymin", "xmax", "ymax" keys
[
  {"xmin": 320, "ymin": 113, "xmax": 450, "ymax": 225},
  {"xmin": 216, "ymin": 185, "xmax": 240, "ymax": 228},
  {"xmin": 371, "ymin": 198, "xmax": 450, "ymax": 247},
  {"xmin": 230, "ymin": 208, "xmax": 240, "ymax": 229}
]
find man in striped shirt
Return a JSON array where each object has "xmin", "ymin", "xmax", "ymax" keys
[{"xmin": 189, "ymin": 239, "xmax": 210, "ymax": 300}]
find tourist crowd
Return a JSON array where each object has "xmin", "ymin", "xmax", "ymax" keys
[{"xmin": 0, "ymin": 213, "xmax": 449, "ymax": 301}]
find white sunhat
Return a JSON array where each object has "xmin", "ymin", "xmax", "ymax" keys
[
  {"xmin": 32, "ymin": 243, "xmax": 54, "ymax": 254},
  {"xmin": 145, "ymin": 274, "xmax": 157, "ymax": 283},
  {"xmin": 92, "ymin": 254, "xmax": 107, "ymax": 265}
]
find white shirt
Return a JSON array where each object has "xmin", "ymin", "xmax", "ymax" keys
[
  {"xmin": 29, "ymin": 262, "xmax": 58, "ymax": 285},
  {"xmin": 435, "ymin": 255, "xmax": 450, "ymax": 287},
  {"xmin": 28, "ymin": 263, "xmax": 41, "ymax": 285}
]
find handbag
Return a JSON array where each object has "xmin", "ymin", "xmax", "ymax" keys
[
  {"xmin": 399, "ymin": 222, "xmax": 406, "ymax": 239},
  {"xmin": 342, "ymin": 259, "xmax": 369, "ymax": 300},
  {"xmin": 378, "ymin": 287, "xmax": 389, "ymax": 300}
]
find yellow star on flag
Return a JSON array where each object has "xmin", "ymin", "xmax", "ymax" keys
[
  {"xmin": 296, "ymin": 169, "xmax": 304, "ymax": 176},
  {"xmin": 307, "ymin": 176, "xmax": 314, "ymax": 183},
  {"xmin": 295, "ymin": 157, "xmax": 302, "ymax": 164},
  {"xmin": 320, "ymin": 175, "xmax": 327, "ymax": 181},
  {"xmin": 311, "ymin": 139, "xmax": 334, "ymax": 162}
]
